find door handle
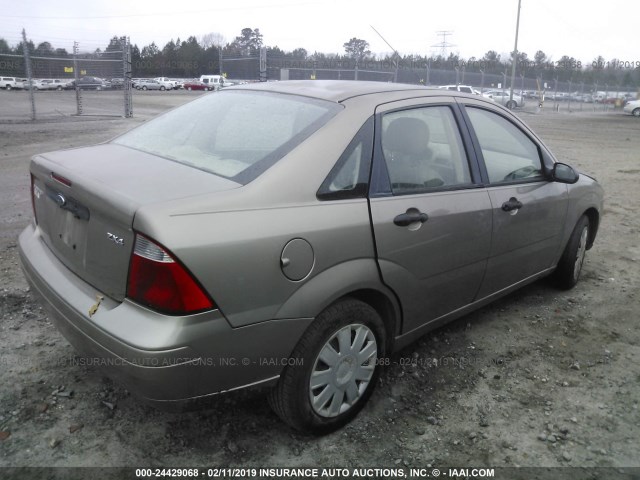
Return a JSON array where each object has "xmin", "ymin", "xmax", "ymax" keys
[
  {"xmin": 501, "ymin": 197, "xmax": 523, "ymax": 212},
  {"xmin": 394, "ymin": 209, "xmax": 429, "ymax": 227}
]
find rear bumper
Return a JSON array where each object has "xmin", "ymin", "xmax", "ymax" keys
[{"xmin": 18, "ymin": 223, "xmax": 313, "ymax": 404}]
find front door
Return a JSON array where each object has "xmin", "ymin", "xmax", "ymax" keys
[{"xmin": 462, "ymin": 105, "xmax": 568, "ymax": 298}]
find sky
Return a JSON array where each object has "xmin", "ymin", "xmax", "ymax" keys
[{"xmin": 1, "ymin": 0, "xmax": 638, "ymax": 64}]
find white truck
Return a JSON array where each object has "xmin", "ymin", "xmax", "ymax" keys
[
  {"xmin": 153, "ymin": 77, "xmax": 178, "ymax": 90},
  {"xmin": 1, "ymin": 77, "xmax": 22, "ymax": 90}
]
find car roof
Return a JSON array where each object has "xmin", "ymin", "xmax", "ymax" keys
[{"xmin": 226, "ymin": 80, "xmax": 443, "ymax": 103}]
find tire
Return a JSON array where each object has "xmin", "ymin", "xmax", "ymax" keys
[
  {"xmin": 6, "ymin": 85, "xmax": 11, "ymax": 91},
  {"xmin": 57, "ymin": 86, "xmax": 62, "ymax": 91},
  {"xmin": 632, "ymin": 108, "xmax": 640, "ymax": 117},
  {"xmin": 553, "ymin": 215, "xmax": 590, "ymax": 290},
  {"xmin": 187, "ymin": 86, "xmax": 192, "ymax": 91},
  {"xmin": 142, "ymin": 86, "xmax": 147, "ymax": 91},
  {"xmin": 96, "ymin": 86, "xmax": 102, "ymax": 91},
  {"xmin": 160, "ymin": 86, "xmax": 165, "ymax": 91},
  {"xmin": 268, "ymin": 298, "xmax": 386, "ymax": 434},
  {"xmin": 506, "ymin": 100, "xmax": 517, "ymax": 110}
]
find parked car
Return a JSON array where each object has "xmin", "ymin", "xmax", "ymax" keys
[
  {"xmin": 171, "ymin": 78, "xmax": 184, "ymax": 89},
  {"xmin": 438, "ymin": 84, "xmax": 480, "ymax": 95},
  {"xmin": 135, "ymin": 79, "xmax": 164, "ymax": 91},
  {"xmin": 37, "ymin": 79, "xmax": 73, "ymax": 91},
  {"xmin": 34, "ymin": 79, "xmax": 55, "ymax": 90},
  {"xmin": 19, "ymin": 80, "xmax": 603, "ymax": 433},
  {"xmin": 110, "ymin": 78, "xmax": 125, "ymax": 89},
  {"xmin": 1, "ymin": 76, "xmax": 21, "ymax": 90},
  {"xmin": 199, "ymin": 74, "xmax": 232, "ymax": 90},
  {"xmin": 183, "ymin": 80, "xmax": 211, "ymax": 91},
  {"xmin": 75, "ymin": 76, "xmax": 110, "ymax": 90},
  {"xmin": 482, "ymin": 89, "xmax": 523, "ymax": 109},
  {"xmin": 153, "ymin": 77, "xmax": 177, "ymax": 90},
  {"xmin": 23, "ymin": 79, "xmax": 47, "ymax": 90},
  {"xmin": 623, "ymin": 99, "xmax": 640, "ymax": 117}
]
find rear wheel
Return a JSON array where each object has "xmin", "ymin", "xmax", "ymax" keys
[
  {"xmin": 554, "ymin": 215, "xmax": 590, "ymax": 289},
  {"xmin": 506, "ymin": 100, "xmax": 517, "ymax": 110},
  {"xmin": 268, "ymin": 298, "xmax": 386, "ymax": 434},
  {"xmin": 187, "ymin": 86, "xmax": 192, "ymax": 91},
  {"xmin": 57, "ymin": 86, "xmax": 62, "ymax": 91},
  {"xmin": 142, "ymin": 86, "xmax": 147, "ymax": 91},
  {"xmin": 633, "ymin": 108, "xmax": 640, "ymax": 117},
  {"xmin": 6, "ymin": 85, "xmax": 11, "ymax": 91},
  {"xmin": 160, "ymin": 86, "xmax": 165, "ymax": 91}
]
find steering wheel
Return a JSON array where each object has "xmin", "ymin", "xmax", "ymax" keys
[{"xmin": 504, "ymin": 165, "xmax": 538, "ymax": 181}]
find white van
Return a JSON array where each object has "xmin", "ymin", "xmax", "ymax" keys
[{"xmin": 199, "ymin": 75, "xmax": 232, "ymax": 91}]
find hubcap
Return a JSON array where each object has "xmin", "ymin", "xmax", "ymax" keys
[
  {"xmin": 573, "ymin": 227, "xmax": 588, "ymax": 281},
  {"xmin": 309, "ymin": 324, "xmax": 377, "ymax": 418}
]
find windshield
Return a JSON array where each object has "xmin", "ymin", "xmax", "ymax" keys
[{"xmin": 113, "ymin": 90, "xmax": 341, "ymax": 184}]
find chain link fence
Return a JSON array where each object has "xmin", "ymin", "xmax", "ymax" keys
[
  {"xmin": 4, "ymin": 32, "xmax": 637, "ymax": 121},
  {"xmin": 0, "ymin": 32, "xmax": 132, "ymax": 121}
]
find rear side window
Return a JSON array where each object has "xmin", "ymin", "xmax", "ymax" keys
[
  {"xmin": 466, "ymin": 107, "xmax": 543, "ymax": 184},
  {"xmin": 114, "ymin": 91, "xmax": 341, "ymax": 184},
  {"xmin": 317, "ymin": 117, "xmax": 373, "ymax": 200}
]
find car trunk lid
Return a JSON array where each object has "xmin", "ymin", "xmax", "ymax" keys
[{"xmin": 30, "ymin": 143, "xmax": 240, "ymax": 302}]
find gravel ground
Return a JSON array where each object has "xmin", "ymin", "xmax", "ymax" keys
[{"xmin": 0, "ymin": 91, "xmax": 639, "ymax": 478}]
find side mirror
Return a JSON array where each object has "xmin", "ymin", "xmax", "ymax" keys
[{"xmin": 552, "ymin": 163, "xmax": 579, "ymax": 184}]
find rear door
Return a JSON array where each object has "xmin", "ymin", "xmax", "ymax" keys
[
  {"xmin": 459, "ymin": 101, "xmax": 568, "ymax": 298},
  {"xmin": 368, "ymin": 99, "xmax": 492, "ymax": 334}
]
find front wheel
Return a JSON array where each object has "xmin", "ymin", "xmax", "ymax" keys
[
  {"xmin": 506, "ymin": 100, "xmax": 517, "ymax": 110},
  {"xmin": 160, "ymin": 86, "xmax": 165, "ymax": 91},
  {"xmin": 187, "ymin": 86, "xmax": 192, "ymax": 91},
  {"xmin": 6, "ymin": 85, "xmax": 12, "ymax": 91},
  {"xmin": 142, "ymin": 86, "xmax": 147, "ymax": 91},
  {"xmin": 268, "ymin": 298, "xmax": 386, "ymax": 434},
  {"xmin": 554, "ymin": 215, "xmax": 590, "ymax": 289},
  {"xmin": 632, "ymin": 108, "xmax": 640, "ymax": 117}
]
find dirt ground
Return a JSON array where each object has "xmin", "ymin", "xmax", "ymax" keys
[{"xmin": 1, "ymin": 91, "xmax": 639, "ymax": 477}]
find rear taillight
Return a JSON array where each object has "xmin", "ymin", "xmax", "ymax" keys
[{"xmin": 127, "ymin": 234, "xmax": 214, "ymax": 315}]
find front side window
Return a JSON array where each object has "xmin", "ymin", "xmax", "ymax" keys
[
  {"xmin": 381, "ymin": 106, "xmax": 472, "ymax": 195},
  {"xmin": 466, "ymin": 107, "xmax": 543, "ymax": 184},
  {"xmin": 114, "ymin": 90, "xmax": 341, "ymax": 184}
]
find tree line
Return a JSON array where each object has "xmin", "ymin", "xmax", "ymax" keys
[{"xmin": 1, "ymin": 30, "xmax": 637, "ymax": 87}]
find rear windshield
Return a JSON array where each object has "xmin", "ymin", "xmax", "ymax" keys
[{"xmin": 113, "ymin": 90, "xmax": 341, "ymax": 184}]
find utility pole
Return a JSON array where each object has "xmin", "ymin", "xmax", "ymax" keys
[
  {"xmin": 73, "ymin": 41, "xmax": 82, "ymax": 115},
  {"xmin": 21, "ymin": 29, "xmax": 36, "ymax": 121},
  {"xmin": 509, "ymin": 0, "xmax": 522, "ymax": 104}
]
